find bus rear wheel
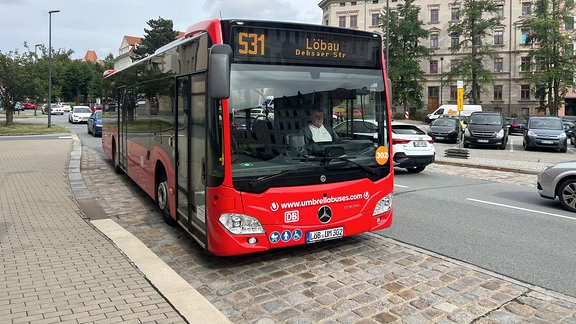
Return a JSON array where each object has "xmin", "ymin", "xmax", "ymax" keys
[{"xmin": 157, "ymin": 174, "xmax": 177, "ymax": 226}]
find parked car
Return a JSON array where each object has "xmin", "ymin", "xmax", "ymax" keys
[
  {"xmin": 427, "ymin": 117, "xmax": 462, "ymax": 143},
  {"xmin": 333, "ymin": 119, "xmax": 435, "ymax": 173},
  {"xmin": 22, "ymin": 102, "xmax": 37, "ymax": 110},
  {"xmin": 87, "ymin": 110, "xmax": 102, "ymax": 136},
  {"xmin": 523, "ymin": 116, "xmax": 567, "ymax": 152},
  {"xmin": 463, "ymin": 112, "xmax": 509, "ymax": 149},
  {"xmin": 14, "ymin": 102, "xmax": 25, "ymax": 111},
  {"xmin": 42, "ymin": 103, "xmax": 65, "ymax": 115},
  {"xmin": 507, "ymin": 118, "xmax": 527, "ymax": 135},
  {"xmin": 391, "ymin": 122, "xmax": 435, "ymax": 173},
  {"xmin": 537, "ymin": 161, "xmax": 576, "ymax": 212},
  {"xmin": 68, "ymin": 106, "xmax": 93, "ymax": 123}
]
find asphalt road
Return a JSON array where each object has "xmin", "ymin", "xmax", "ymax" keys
[{"xmin": 389, "ymin": 169, "xmax": 576, "ymax": 297}]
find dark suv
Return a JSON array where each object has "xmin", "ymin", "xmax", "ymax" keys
[{"xmin": 463, "ymin": 112, "xmax": 509, "ymax": 149}]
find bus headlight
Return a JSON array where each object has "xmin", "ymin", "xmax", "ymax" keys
[
  {"xmin": 219, "ymin": 213, "xmax": 265, "ymax": 235},
  {"xmin": 373, "ymin": 194, "xmax": 392, "ymax": 216}
]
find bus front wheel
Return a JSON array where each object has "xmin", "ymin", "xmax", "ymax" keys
[{"xmin": 157, "ymin": 174, "xmax": 177, "ymax": 226}]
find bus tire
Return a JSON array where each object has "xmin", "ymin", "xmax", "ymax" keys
[{"xmin": 157, "ymin": 173, "xmax": 177, "ymax": 227}]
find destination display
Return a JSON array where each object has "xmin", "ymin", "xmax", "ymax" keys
[{"xmin": 231, "ymin": 26, "xmax": 382, "ymax": 68}]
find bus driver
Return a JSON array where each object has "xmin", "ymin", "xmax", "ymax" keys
[{"xmin": 302, "ymin": 109, "xmax": 339, "ymax": 144}]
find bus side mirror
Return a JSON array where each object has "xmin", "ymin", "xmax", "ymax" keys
[{"xmin": 208, "ymin": 44, "xmax": 232, "ymax": 99}]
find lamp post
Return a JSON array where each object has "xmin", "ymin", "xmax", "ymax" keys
[
  {"xmin": 440, "ymin": 57, "xmax": 444, "ymax": 106},
  {"xmin": 385, "ymin": 0, "xmax": 390, "ymax": 73},
  {"xmin": 48, "ymin": 9, "xmax": 60, "ymax": 128},
  {"xmin": 34, "ymin": 44, "xmax": 42, "ymax": 116}
]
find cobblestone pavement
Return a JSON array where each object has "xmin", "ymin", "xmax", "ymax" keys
[
  {"xmin": 80, "ymin": 146, "xmax": 576, "ymax": 323},
  {"xmin": 0, "ymin": 137, "xmax": 184, "ymax": 324}
]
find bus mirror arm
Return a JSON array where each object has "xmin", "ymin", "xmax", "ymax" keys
[{"xmin": 208, "ymin": 44, "xmax": 233, "ymax": 99}]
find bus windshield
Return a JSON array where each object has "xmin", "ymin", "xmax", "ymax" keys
[{"xmin": 229, "ymin": 64, "xmax": 388, "ymax": 192}]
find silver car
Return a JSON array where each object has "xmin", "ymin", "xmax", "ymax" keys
[{"xmin": 538, "ymin": 161, "xmax": 576, "ymax": 212}]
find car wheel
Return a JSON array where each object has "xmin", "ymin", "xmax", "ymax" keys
[
  {"xmin": 157, "ymin": 172, "xmax": 177, "ymax": 226},
  {"xmin": 406, "ymin": 166, "xmax": 426, "ymax": 173},
  {"xmin": 87, "ymin": 124, "xmax": 92, "ymax": 135},
  {"xmin": 561, "ymin": 147, "xmax": 567, "ymax": 153},
  {"xmin": 558, "ymin": 179, "xmax": 576, "ymax": 212},
  {"xmin": 463, "ymin": 142, "xmax": 469, "ymax": 148}
]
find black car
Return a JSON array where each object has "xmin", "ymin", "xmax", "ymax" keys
[
  {"xmin": 427, "ymin": 117, "xmax": 461, "ymax": 143},
  {"xmin": 463, "ymin": 112, "xmax": 509, "ymax": 149},
  {"xmin": 507, "ymin": 118, "xmax": 527, "ymax": 135}
]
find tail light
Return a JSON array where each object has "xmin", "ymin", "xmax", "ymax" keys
[{"xmin": 392, "ymin": 138, "xmax": 411, "ymax": 145}]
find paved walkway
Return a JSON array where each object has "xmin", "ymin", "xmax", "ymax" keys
[
  {"xmin": 2, "ymin": 131, "xmax": 576, "ymax": 323},
  {"xmin": 0, "ymin": 133, "xmax": 227, "ymax": 323}
]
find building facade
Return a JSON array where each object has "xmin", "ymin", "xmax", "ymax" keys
[{"xmin": 318, "ymin": 0, "xmax": 576, "ymax": 117}]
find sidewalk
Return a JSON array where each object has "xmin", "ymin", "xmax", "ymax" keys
[
  {"xmin": 0, "ymin": 133, "xmax": 227, "ymax": 323},
  {"xmin": 3, "ymin": 131, "xmax": 576, "ymax": 323}
]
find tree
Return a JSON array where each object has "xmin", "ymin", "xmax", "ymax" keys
[
  {"xmin": 445, "ymin": 0, "xmax": 501, "ymax": 104},
  {"xmin": 382, "ymin": 0, "xmax": 432, "ymax": 115},
  {"xmin": 522, "ymin": 0, "xmax": 575, "ymax": 116},
  {"xmin": 0, "ymin": 48, "xmax": 39, "ymax": 125},
  {"xmin": 132, "ymin": 17, "xmax": 179, "ymax": 60}
]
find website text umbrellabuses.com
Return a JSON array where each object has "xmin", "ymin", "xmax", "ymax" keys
[{"xmin": 277, "ymin": 192, "xmax": 367, "ymax": 210}]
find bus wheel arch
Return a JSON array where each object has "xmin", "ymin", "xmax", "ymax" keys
[{"xmin": 156, "ymin": 163, "xmax": 177, "ymax": 226}]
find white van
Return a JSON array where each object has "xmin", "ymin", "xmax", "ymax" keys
[{"xmin": 425, "ymin": 104, "xmax": 482, "ymax": 123}]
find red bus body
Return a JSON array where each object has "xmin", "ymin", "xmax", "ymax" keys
[{"xmin": 103, "ymin": 19, "xmax": 394, "ymax": 256}]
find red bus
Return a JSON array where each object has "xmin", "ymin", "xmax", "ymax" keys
[{"xmin": 102, "ymin": 19, "xmax": 393, "ymax": 256}]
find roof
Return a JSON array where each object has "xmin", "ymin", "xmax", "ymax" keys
[{"xmin": 124, "ymin": 35, "xmax": 143, "ymax": 46}]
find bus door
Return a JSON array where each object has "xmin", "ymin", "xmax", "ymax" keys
[
  {"xmin": 117, "ymin": 90, "xmax": 130, "ymax": 169},
  {"xmin": 175, "ymin": 75, "xmax": 208, "ymax": 244}
]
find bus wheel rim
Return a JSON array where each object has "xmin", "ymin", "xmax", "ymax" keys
[{"xmin": 158, "ymin": 181, "xmax": 169, "ymax": 211}]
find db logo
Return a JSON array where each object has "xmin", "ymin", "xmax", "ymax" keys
[{"xmin": 284, "ymin": 210, "xmax": 299, "ymax": 223}]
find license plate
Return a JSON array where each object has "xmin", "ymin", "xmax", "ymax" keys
[
  {"xmin": 436, "ymin": 136, "xmax": 444, "ymax": 140},
  {"xmin": 306, "ymin": 227, "xmax": 344, "ymax": 243},
  {"xmin": 477, "ymin": 139, "xmax": 489, "ymax": 143},
  {"xmin": 413, "ymin": 141, "xmax": 427, "ymax": 147},
  {"xmin": 541, "ymin": 140, "xmax": 554, "ymax": 144}
]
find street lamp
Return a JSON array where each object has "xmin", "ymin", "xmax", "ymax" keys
[
  {"xmin": 48, "ymin": 9, "xmax": 60, "ymax": 128},
  {"xmin": 34, "ymin": 43, "xmax": 42, "ymax": 116},
  {"xmin": 440, "ymin": 57, "xmax": 444, "ymax": 106},
  {"xmin": 385, "ymin": 0, "xmax": 389, "ymax": 73}
]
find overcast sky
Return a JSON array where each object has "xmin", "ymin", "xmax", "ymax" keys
[{"xmin": 0, "ymin": 0, "xmax": 323, "ymax": 59}]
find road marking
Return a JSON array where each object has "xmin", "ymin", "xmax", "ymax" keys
[
  {"xmin": 467, "ymin": 198, "xmax": 576, "ymax": 221},
  {"xmin": 59, "ymin": 136, "xmax": 73, "ymax": 139},
  {"xmin": 508, "ymin": 137, "xmax": 514, "ymax": 152},
  {"xmin": 394, "ymin": 184, "xmax": 409, "ymax": 188}
]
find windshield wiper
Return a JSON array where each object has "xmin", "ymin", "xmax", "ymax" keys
[
  {"xmin": 249, "ymin": 165, "xmax": 322, "ymax": 188},
  {"xmin": 293, "ymin": 155, "xmax": 380, "ymax": 175}
]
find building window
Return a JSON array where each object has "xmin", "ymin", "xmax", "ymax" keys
[
  {"xmin": 494, "ymin": 57, "xmax": 503, "ymax": 72},
  {"xmin": 372, "ymin": 14, "xmax": 380, "ymax": 26},
  {"xmin": 429, "ymin": 86, "xmax": 439, "ymax": 97},
  {"xmin": 521, "ymin": 84, "xmax": 531, "ymax": 100},
  {"xmin": 521, "ymin": 29, "xmax": 530, "ymax": 44},
  {"xmin": 350, "ymin": 15, "xmax": 357, "ymax": 28},
  {"xmin": 351, "ymin": 1, "xmax": 357, "ymax": 5},
  {"xmin": 520, "ymin": 56, "xmax": 531, "ymax": 72},
  {"xmin": 373, "ymin": 0, "xmax": 379, "ymax": 3},
  {"xmin": 430, "ymin": 33, "xmax": 439, "ymax": 48},
  {"xmin": 521, "ymin": 107, "xmax": 530, "ymax": 117},
  {"xmin": 430, "ymin": 8, "xmax": 439, "ymax": 22},
  {"xmin": 450, "ymin": 60, "xmax": 460, "ymax": 72},
  {"xmin": 451, "ymin": 35, "xmax": 460, "ymax": 47},
  {"xmin": 450, "ymin": 86, "xmax": 457, "ymax": 100},
  {"xmin": 494, "ymin": 30, "xmax": 504, "ymax": 45},
  {"xmin": 430, "ymin": 60, "xmax": 438, "ymax": 74},
  {"xmin": 451, "ymin": 7, "xmax": 460, "ymax": 21},
  {"xmin": 340, "ymin": 2, "xmax": 346, "ymax": 6},
  {"xmin": 494, "ymin": 107, "xmax": 502, "ymax": 113},
  {"xmin": 494, "ymin": 85, "xmax": 503, "ymax": 100},
  {"xmin": 566, "ymin": 17, "xmax": 574, "ymax": 30},
  {"xmin": 495, "ymin": 4, "xmax": 504, "ymax": 17},
  {"xmin": 522, "ymin": 2, "xmax": 532, "ymax": 15},
  {"xmin": 339, "ymin": 16, "xmax": 346, "ymax": 28}
]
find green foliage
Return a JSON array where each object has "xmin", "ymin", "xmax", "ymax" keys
[
  {"xmin": 445, "ymin": 0, "xmax": 501, "ymax": 104},
  {"xmin": 522, "ymin": 0, "xmax": 575, "ymax": 116},
  {"xmin": 383, "ymin": 0, "xmax": 432, "ymax": 114},
  {"xmin": 133, "ymin": 17, "xmax": 179, "ymax": 60}
]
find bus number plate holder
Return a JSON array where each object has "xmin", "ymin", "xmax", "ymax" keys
[{"xmin": 306, "ymin": 227, "xmax": 344, "ymax": 243}]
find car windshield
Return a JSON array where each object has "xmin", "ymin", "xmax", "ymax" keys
[
  {"xmin": 469, "ymin": 114, "xmax": 501, "ymax": 125},
  {"xmin": 433, "ymin": 118, "xmax": 457, "ymax": 126},
  {"xmin": 530, "ymin": 118, "xmax": 562, "ymax": 130},
  {"xmin": 73, "ymin": 107, "xmax": 92, "ymax": 113},
  {"xmin": 229, "ymin": 64, "xmax": 388, "ymax": 191}
]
